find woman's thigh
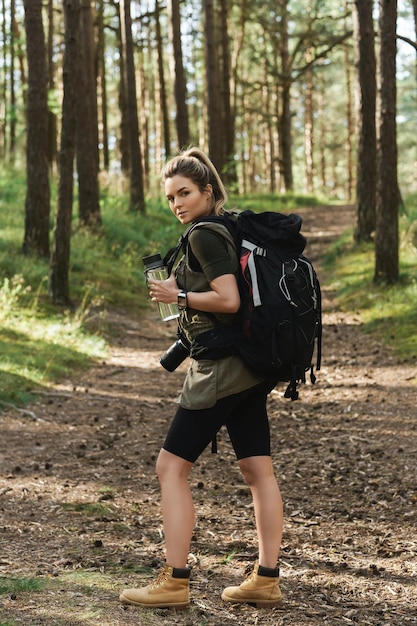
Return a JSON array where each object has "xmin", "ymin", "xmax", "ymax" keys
[
  {"xmin": 226, "ymin": 386, "xmax": 271, "ymax": 460},
  {"xmin": 163, "ymin": 384, "xmax": 270, "ymax": 463}
]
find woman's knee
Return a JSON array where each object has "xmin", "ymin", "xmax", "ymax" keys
[
  {"xmin": 238, "ymin": 455, "xmax": 274, "ymax": 487},
  {"xmin": 156, "ymin": 448, "xmax": 193, "ymax": 482}
]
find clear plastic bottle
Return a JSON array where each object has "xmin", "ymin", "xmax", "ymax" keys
[{"xmin": 143, "ymin": 253, "xmax": 179, "ymax": 321}]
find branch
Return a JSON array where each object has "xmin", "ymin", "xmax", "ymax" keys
[
  {"xmin": 397, "ymin": 34, "xmax": 417, "ymax": 52},
  {"xmin": 0, "ymin": 401, "xmax": 45, "ymax": 422}
]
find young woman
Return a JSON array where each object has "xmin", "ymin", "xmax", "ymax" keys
[{"xmin": 119, "ymin": 148, "xmax": 283, "ymax": 610}]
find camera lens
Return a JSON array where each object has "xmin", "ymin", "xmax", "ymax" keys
[{"xmin": 160, "ymin": 339, "xmax": 189, "ymax": 372}]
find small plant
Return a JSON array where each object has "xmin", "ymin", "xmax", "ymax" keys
[
  {"xmin": 98, "ymin": 485, "xmax": 115, "ymax": 495},
  {"xmin": 0, "ymin": 576, "xmax": 45, "ymax": 595},
  {"xmin": 0, "ymin": 275, "xmax": 31, "ymax": 321},
  {"xmin": 60, "ymin": 501, "xmax": 115, "ymax": 518},
  {"xmin": 221, "ymin": 548, "xmax": 238, "ymax": 564}
]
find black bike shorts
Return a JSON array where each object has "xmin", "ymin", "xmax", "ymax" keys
[{"xmin": 162, "ymin": 382, "xmax": 271, "ymax": 463}]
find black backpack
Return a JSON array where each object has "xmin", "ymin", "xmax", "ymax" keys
[{"xmin": 166, "ymin": 209, "xmax": 322, "ymax": 401}]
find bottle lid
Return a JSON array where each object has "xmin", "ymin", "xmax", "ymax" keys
[{"xmin": 143, "ymin": 253, "xmax": 163, "ymax": 270}]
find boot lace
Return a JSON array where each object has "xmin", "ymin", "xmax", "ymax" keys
[
  {"xmin": 149, "ymin": 570, "xmax": 168, "ymax": 590},
  {"xmin": 244, "ymin": 570, "xmax": 257, "ymax": 584}
]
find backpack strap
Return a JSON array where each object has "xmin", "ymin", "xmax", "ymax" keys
[
  {"xmin": 163, "ymin": 214, "xmax": 237, "ymax": 275},
  {"xmin": 240, "ymin": 240, "xmax": 267, "ymax": 307},
  {"xmin": 315, "ymin": 279, "xmax": 322, "ymax": 372},
  {"xmin": 163, "ymin": 236, "xmax": 186, "ymax": 274}
]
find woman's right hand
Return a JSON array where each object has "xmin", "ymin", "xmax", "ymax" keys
[{"xmin": 148, "ymin": 274, "xmax": 180, "ymax": 305}]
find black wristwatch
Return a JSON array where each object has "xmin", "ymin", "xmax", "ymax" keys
[{"xmin": 177, "ymin": 290, "xmax": 188, "ymax": 310}]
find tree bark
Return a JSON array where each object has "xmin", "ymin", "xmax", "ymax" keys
[
  {"xmin": 344, "ymin": 37, "xmax": 354, "ymax": 202},
  {"xmin": 353, "ymin": 0, "xmax": 377, "ymax": 243},
  {"xmin": 116, "ymin": 1, "xmax": 129, "ymax": 176},
  {"xmin": 374, "ymin": 0, "xmax": 399, "ymax": 284},
  {"xmin": 97, "ymin": 0, "xmax": 109, "ymax": 171},
  {"xmin": 1, "ymin": 0, "xmax": 6, "ymax": 158},
  {"xmin": 219, "ymin": 0, "xmax": 236, "ymax": 183},
  {"xmin": 203, "ymin": 0, "xmax": 222, "ymax": 170},
  {"xmin": 155, "ymin": 0, "xmax": 171, "ymax": 160},
  {"xmin": 277, "ymin": 0, "xmax": 293, "ymax": 192},
  {"xmin": 49, "ymin": 0, "xmax": 80, "ymax": 305},
  {"xmin": 76, "ymin": 0, "xmax": 101, "ymax": 226},
  {"xmin": 304, "ymin": 58, "xmax": 314, "ymax": 194},
  {"xmin": 9, "ymin": 0, "xmax": 16, "ymax": 163},
  {"xmin": 167, "ymin": 0, "xmax": 189, "ymax": 150},
  {"xmin": 120, "ymin": 0, "xmax": 145, "ymax": 211},
  {"xmin": 47, "ymin": 0, "xmax": 57, "ymax": 171},
  {"xmin": 22, "ymin": 0, "xmax": 50, "ymax": 257}
]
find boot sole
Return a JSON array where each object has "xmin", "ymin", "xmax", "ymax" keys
[
  {"xmin": 221, "ymin": 593, "xmax": 282, "ymax": 609},
  {"xmin": 252, "ymin": 600, "xmax": 283, "ymax": 608},
  {"xmin": 120, "ymin": 595, "xmax": 190, "ymax": 610}
]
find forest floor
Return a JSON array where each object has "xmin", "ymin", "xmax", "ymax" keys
[{"xmin": 1, "ymin": 205, "xmax": 416, "ymax": 626}]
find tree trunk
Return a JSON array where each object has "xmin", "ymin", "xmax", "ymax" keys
[
  {"xmin": 76, "ymin": 0, "xmax": 101, "ymax": 226},
  {"xmin": 261, "ymin": 27, "xmax": 275, "ymax": 193},
  {"xmin": 344, "ymin": 37, "xmax": 354, "ymax": 202},
  {"xmin": 47, "ymin": 0, "xmax": 57, "ymax": 171},
  {"xmin": 137, "ymin": 44, "xmax": 149, "ymax": 188},
  {"xmin": 9, "ymin": 0, "xmax": 16, "ymax": 163},
  {"xmin": 279, "ymin": 82, "xmax": 293, "ymax": 192},
  {"xmin": 116, "ymin": 1, "xmax": 129, "ymax": 176},
  {"xmin": 203, "ymin": 0, "xmax": 222, "ymax": 170},
  {"xmin": 219, "ymin": 0, "xmax": 236, "ymax": 183},
  {"xmin": 97, "ymin": 0, "xmax": 109, "ymax": 171},
  {"xmin": 318, "ymin": 90, "xmax": 327, "ymax": 191},
  {"xmin": 277, "ymin": 1, "xmax": 293, "ymax": 192},
  {"xmin": 304, "ymin": 56, "xmax": 314, "ymax": 194},
  {"xmin": 155, "ymin": 0, "xmax": 171, "ymax": 160},
  {"xmin": 22, "ymin": 0, "xmax": 50, "ymax": 258},
  {"xmin": 229, "ymin": 1, "xmax": 248, "ymax": 191},
  {"xmin": 49, "ymin": 0, "xmax": 80, "ymax": 305},
  {"xmin": 1, "ymin": 0, "xmax": 7, "ymax": 158},
  {"xmin": 120, "ymin": 0, "xmax": 145, "ymax": 211},
  {"xmin": 303, "ymin": 1, "xmax": 314, "ymax": 195},
  {"xmin": 353, "ymin": 0, "xmax": 377, "ymax": 243},
  {"xmin": 167, "ymin": 0, "xmax": 189, "ymax": 149},
  {"xmin": 374, "ymin": 0, "xmax": 399, "ymax": 284}
]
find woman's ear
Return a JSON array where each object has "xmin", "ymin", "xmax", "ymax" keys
[{"xmin": 204, "ymin": 183, "xmax": 213, "ymax": 197}]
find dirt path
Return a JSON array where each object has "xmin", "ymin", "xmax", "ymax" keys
[{"xmin": 1, "ymin": 205, "xmax": 416, "ymax": 626}]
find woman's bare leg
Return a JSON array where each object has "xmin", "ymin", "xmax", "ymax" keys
[
  {"xmin": 238, "ymin": 455, "xmax": 283, "ymax": 568},
  {"xmin": 156, "ymin": 448, "xmax": 194, "ymax": 568}
]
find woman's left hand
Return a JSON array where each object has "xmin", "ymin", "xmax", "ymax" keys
[{"xmin": 148, "ymin": 275, "xmax": 179, "ymax": 304}]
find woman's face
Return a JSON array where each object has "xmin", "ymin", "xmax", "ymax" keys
[{"xmin": 165, "ymin": 175, "xmax": 213, "ymax": 225}]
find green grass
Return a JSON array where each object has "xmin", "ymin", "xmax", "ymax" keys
[
  {"xmin": 323, "ymin": 211, "xmax": 417, "ymax": 362},
  {"xmin": 60, "ymin": 501, "xmax": 115, "ymax": 518},
  {"xmin": 0, "ymin": 576, "xmax": 46, "ymax": 595},
  {"xmin": 0, "ymin": 274, "xmax": 107, "ymax": 404}
]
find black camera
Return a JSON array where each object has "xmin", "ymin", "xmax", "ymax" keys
[{"xmin": 160, "ymin": 339, "xmax": 190, "ymax": 372}]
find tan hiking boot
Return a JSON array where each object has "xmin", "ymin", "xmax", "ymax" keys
[
  {"xmin": 119, "ymin": 564, "xmax": 191, "ymax": 609},
  {"xmin": 221, "ymin": 563, "xmax": 282, "ymax": 608}
]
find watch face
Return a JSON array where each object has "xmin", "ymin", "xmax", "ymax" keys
[{"xmin": 178, "ymin": 292, "xmax": 187, "ymax": 310}]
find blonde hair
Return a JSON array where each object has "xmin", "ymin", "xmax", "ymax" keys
[{"xmin": 161, "ymin": 147, "xmax": 228, "ymax": 214}]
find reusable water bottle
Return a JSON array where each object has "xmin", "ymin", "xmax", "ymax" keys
[{"xmin": 143, "ymin": 253, "xmax": 179, "ymax": 321}]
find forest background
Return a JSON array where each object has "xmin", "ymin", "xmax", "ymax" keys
[
  {"xmin": 0, "ymin": 0, "xmax": 417, "ymax": 405},
  {"xmin": 1, "ymin": 2, "xmax": 417, "ymax": 624}
]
